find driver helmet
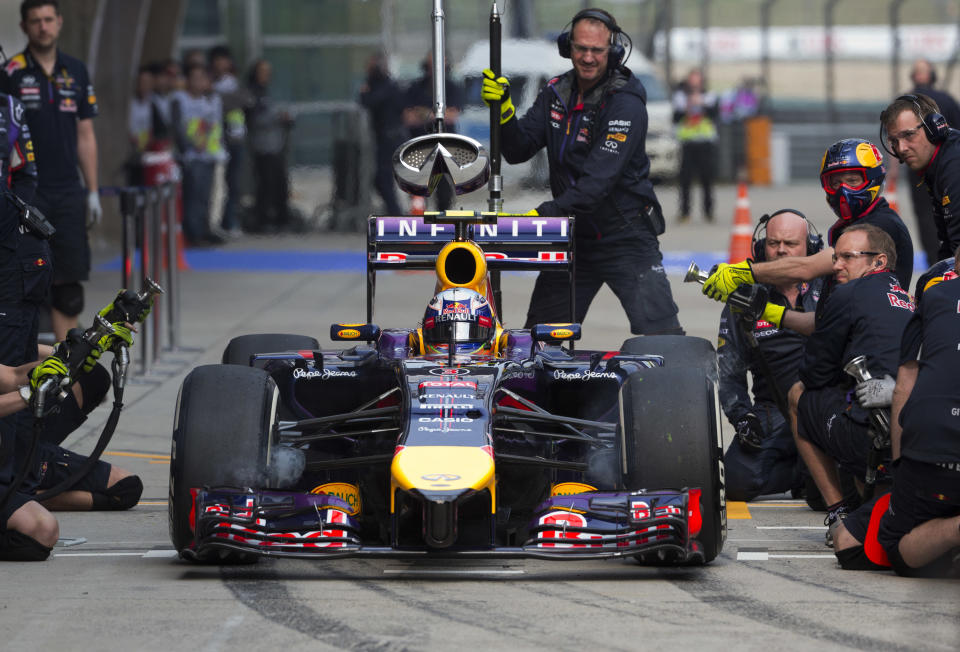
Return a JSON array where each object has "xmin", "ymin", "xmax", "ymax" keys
[
  {"xmin": 819, "ymin": 138, "xmax": 886, "ymax": 220},
  {"xmin": 422, "ymin": 288, "xmax": 496, "ymax": 355}
]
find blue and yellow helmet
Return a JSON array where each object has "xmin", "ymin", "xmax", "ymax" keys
[
  {"xmin": 422, "ymin": 288, "xmax": 495, "ymax": 355},
  {"xmin": 819, "ymin": 138, "xmax": 886, "ymax": 220}
]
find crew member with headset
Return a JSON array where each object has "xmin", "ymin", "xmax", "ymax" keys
[
  {"xmin": 480, "ymin": 7, "xmax": 683, "ymax": 335},
  {"xmin": 699, "ymin": 138, "xmax": 913, "ymax": 333},
  {"xmin": 786, "ymin": 224, "xmax": 915, "ymax": 546},
  {"xmin": 717, "ymin": 210, "xmax": 823, "ymax": 503},
  {"xmin": 880, "ymin": 93, "xmax": 960, "ymax": 262}
]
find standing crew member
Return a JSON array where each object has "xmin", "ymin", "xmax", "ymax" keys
[
  {"xmin": 904, "ymin": 61, "xmax": 960, "ymax": 267},
  {"xmin": 481, "ymin": 8, "xmax": 682, "ymax": 334},
  {"xmin": 717, "ymin": 210, "xmax": 822, "ymax": 502},
  {"xmin": 786, "ymin": 225, "xmax": 914, "ymax": 545},
  {"xmin": 0, "ymin": 0, "xmax": 100, "ymax": 341},
  {"xmin": 881, "ymin": 93, "xmax": 960, "ymax": 263},
  {"xmin": 700, "ymin": 138, "xmax": 913, "ymax": 335}
]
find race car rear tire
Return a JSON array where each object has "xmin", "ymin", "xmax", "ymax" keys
[
  {"xmin": 620, "ymin": 365, "xmax": 725, "ymax": 564},
  {"xmin": 222, "ymin": 333, "xmax": 320, "ymax": 366},
  {"xmin": 620, "ymin": 335, "xmax": 718, "ymax": 383},
  {"xmin": 169, "ymin": 364, "xmax": 278, "ymax": 563}
]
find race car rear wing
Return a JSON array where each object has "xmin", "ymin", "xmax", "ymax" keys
[{"xmin": 366, "ymin": 212, "xmax": 575, "ymax": 323}]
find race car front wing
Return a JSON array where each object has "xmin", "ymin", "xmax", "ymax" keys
[{"xmin": 188, "ymin": 487, "xmax": 704, "ymax": 563}]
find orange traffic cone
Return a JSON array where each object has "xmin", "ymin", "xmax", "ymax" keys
[
  {"xmin": 728, "ymin": 181, "xmax": 753, "ymax": 262},
  {"xmin": 885, "ymin": 165, "xmax": 900, "ymax": 214}
]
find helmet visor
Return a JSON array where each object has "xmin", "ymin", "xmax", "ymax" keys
[
  {"xmin": 821, "ymin": 169, "xmax": 868, "ymax": 194},
  {"xmin": 423, "ymin": 315, "xmax": 493, "ymax": 344}
]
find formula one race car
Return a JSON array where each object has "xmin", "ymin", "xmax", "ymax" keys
[
  {"xmin": 168, "ymin": 210, "xmax": 725, "ymax": 565},
  {"xmin": 168, "ymin": 0, "xmax": 724, "ymax": 566}
]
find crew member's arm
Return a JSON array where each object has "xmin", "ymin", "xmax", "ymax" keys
[
  {"xmin": 77, "ymin": 118, "xmax": 98, "ymax": 194},
  {"xmin": 716, "ymin": 306, "xmax": 753, "ymax": 423},
  {"xmin": 751, "ymin": 248, "xmax": 834, "ymax": 286},
  {"xmin": 498, "ymin": 80, "xmax": 548, "ymax": 164},
  {"xmin": 780, "ymin": 310, "xmax": 816, "ymax": 336},
  {"xmin": 9, "ymin": 97, "xmax": 37, "ymax": 203},
  {"xmin": 535, "ymin": 92, "xmax": 646, "ymax": 217},
  {"xmin": 935, "ymin": 163, "xmax": 960, "ymax": 258},
  {"xmin": 890, "ymin": 361, "xmax": 918, "ymax": 461}
]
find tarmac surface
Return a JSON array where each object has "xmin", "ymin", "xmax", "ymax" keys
[{"xmin": 1, "ymin": 179, "xmax": 957, "ymax": 650}]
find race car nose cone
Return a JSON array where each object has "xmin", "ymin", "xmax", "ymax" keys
[
  {"xmin": 390, "ymin": 446, "xmax": 496, "ymax": 511},
  {"xmin": 393, "ymin": 133, "xmax": 490, "ymax": 197}
]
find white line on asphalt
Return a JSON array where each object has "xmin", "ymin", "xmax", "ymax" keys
[
  {"xmin": 383, "ymin": 569, "xmax": 525, "ymax": 575},
  {"xmin": 54, "ymin": 552, "xmax": 145, "ymax": 557},
  {"xmin": 737, "ymin": 552, "xmax": 836, "ymax": 561},
  {"xmin": 755, "ymin": 526, "xmax": 825, "ymax": 530},
  {"xmin": 770, "ymin": 554, "xmax": 836, "ymax": 559},
  {"xmin": 143, "ymin": 550, "xmax": 179, "ymax": 558}
]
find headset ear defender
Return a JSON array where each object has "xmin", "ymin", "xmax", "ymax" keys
[
  {"xmin": 557, "ymin": 8, "xmax": 628, "ymax": 71},
  {"xmin": 751, "ymin": 209, "xmax": 824, "ymax": 262}
]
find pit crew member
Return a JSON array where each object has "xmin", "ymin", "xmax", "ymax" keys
[
  {"xmin": 831, "ymin": 250, "xmax": 960, "ymax": 574},
  {"xmin": 718, "ymin": 210, "xmax": 822, "ymax": 501},
  {"xmin": 0, "ymin": 335, "xmax": 143, "ymax": 561},
  {"xmin": 0, "ymin": 0, "xmax": 101, "ymax": 340},
  {"xmin": 700, "ymin": 139, "xmax": 913, "ymax": 335},
  {"xmin": 481, "ymin": 8, "xmax": 682, "ymax": 335},
  {"xmin": 880, "ymin": 93, "xmax": 960, "ymax": 262},
  {"xmin": 786, "ymin": 225, "xmax": 914, "ymax": 544}
]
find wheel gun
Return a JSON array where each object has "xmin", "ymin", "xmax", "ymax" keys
[
  {"xmin": 684, "ymin": 262, "xmax": 770, "ymax": 320},
  {"xmin": 843, "ymin": 354, "xmax": 891, "ymax": 499}
]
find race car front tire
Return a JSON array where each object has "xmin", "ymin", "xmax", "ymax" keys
[
  {"xmin": 169, "ymin": 364, "xmax": 279, "ymax": 563},
  {"xmin": 620, "ymin": 364, "xmax": 726, "ymax": 564},
  {"xmin": 620, "ymin": 334, "xmax": 718, "ymax": 384},
  {"xmin": 222, "ymin": 333, "xmax": 320, "ymax": 366}
]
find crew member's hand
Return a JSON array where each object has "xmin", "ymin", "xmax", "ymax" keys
[
  {"xmin": 735, "ymin": 412, "xmax": 764, "ymax": 453},
  {"xmin": 481, "ymin": 69, "xmax": 516, "ymax": 125},
  {"xmin": 759, "ymin": 302, "xmax": 785, "ymax": 328},
  {"xmin": 28, "ymin": 355, "xmax": 69, "ymax": 396},
  {"xmin": 702, "ymin": 261, "xmax": 754, "ymax": 302},
  {"xmin": 99, "ymin": 291, "xmax": 152, "ymax": 324},
  {"xmin": 86, "ymin": 190, "xmax": 102, "ymax": 228},
  {"xmin": 856, "ymin": 374, "xmax": 895, "ymax": 408},
  {"xmin": 82, "ymin": 323, "xmax": 135, "ymax": 373}
]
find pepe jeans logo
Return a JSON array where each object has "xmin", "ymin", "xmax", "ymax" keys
[
  {"xmin": 293, "ymin": 368, "xmax": 357, "ymax": 380},
  {"xmin": 552, "ymin": 369, "xmax": 618, "ymax": 381}
]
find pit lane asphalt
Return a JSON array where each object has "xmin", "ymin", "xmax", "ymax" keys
[{"xmin": 1, "ymin": 182, "xmax": 956, "ymax": 651}]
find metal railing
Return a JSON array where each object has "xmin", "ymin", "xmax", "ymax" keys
[{"xmin": 102, "ymin": 182, "xmax": 187, "ymax": 376}]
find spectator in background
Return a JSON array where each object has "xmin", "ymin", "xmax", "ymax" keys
[
  {"xmin": 209, "ymin": 46, "xmax": 250, "ymax": 237},
  {"xmin": 906, "ymin": 59, "xmax": 960, "ymax": 267},
  {"xmin": 246, "ymin": 59, "xmax": 293, "ymax": 234},
  {"xmin": 150, "ymin": 58, "xmax": 179, "ymax": 140},
  {"xmin": 360, "ymin": 52, "xmax": 404, "ymax": 216},
  {"xmin": 720, "ymin": 76, "xmax": 759, "ymax": 123},
  {"xmin": 1, "ymin": 0, "xmax": 101, "ymax": 342},
  {"xmin": 672, "ymin": 68, "xmax": 719, "ymax": 223},
  {"xmin": 403, "ymin": 54, "xmax": 463, "ymax": 211},
  {"xmin": 126, "ymin": 65, "xmax": 154, "ymax": 186},
  {"xmin": 171, "ymin": 62, "xmax": 225, "ymax": 246}
]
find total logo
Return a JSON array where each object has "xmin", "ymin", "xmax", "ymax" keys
[{"xmin": 293, "ymin": 367, "xmax": 357, "ymax": 380}]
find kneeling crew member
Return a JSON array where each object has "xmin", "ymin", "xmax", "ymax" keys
[
  {"xmin": 786, "ymin": 225, "xmax": 914, "ymax": 544},
  {"xmin": 718, "ymin": 209, "xmax": 822, "ymax": 501}
]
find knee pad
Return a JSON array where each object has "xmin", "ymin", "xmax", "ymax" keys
[
  {"xmin": 77, "ymin": 363, "xmax": 110, "ymax": 415},
  {"xmin": 50, "ymin": 282, "xmax": 84, "ymax": 317},
  {"xmin": 91, "ymin": 475, "xmax": 143, "ymax": 511},
  {"xmin": 0, "ymin": 529, "xmax": 53, "ymax": 561},
  {"xmin": 835, "ymin": 545, "xmax": 888, "ymax": 571}
]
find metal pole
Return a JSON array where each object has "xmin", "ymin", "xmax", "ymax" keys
[
  {"xmin": 431, "ymin": 0, "xmax": 446, "ymax": 134},
  {"xmin": 890, "ymin": 0, "xmax": 905, "ymax": 98},
  {"xmin": 760, "ymin": 0, "xmax": 778, "ymax": 110},
  {"xmin": 700, "ymin": 0, "xmax": 711, "ymax": 82},
  {"xmin": 825, "ymin": 0, "xmax": 840, "ymax": 125},
  {"xmin": 165, "ymin": 182, "xmax": 181, "ymax": 350},
  {"xmin": 488, "ymin": 2, "xmax": 503, "ymax": 214},
  {"xmin": 150, "ymin": 189, "xmax": 164, "ymax": 364},
  {"xmin": 119, "ymin": 189, "xmax": 136, "ymax": 290},
  {"xmin": 662, "ymin": 0, "xmax": 673, "ymax": 92},
  {"xmin": 139, "ymin": 188, "xmax": 154, "ymax": 376}
]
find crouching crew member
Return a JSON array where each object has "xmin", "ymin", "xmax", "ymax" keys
[{"xmin": 785, "ymin": 225, "xmax": 914, "ymax": 545}]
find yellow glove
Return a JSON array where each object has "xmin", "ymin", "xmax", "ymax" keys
[
  {"xmin": 29, "ymin": 355, "xmax": 69, "ymax": 393},
  {"xmin": 481, "ymin": 69, "xmax": 516, "ymax": 125},
  {"xmin": 702, "ymin": 261, "xmax": 755, "ymax": 302},
  {"xmin": 524, "ymin": 209, "xmax": 538, "ymax": 216},
  {"xmin": 760, "ymin": 302, "xmax": 785, "ymax": 328}
]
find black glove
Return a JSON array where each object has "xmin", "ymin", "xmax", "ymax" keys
[{"xmin": 735, "ymin": 413, "xmax": 765, "ymax": 453}]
